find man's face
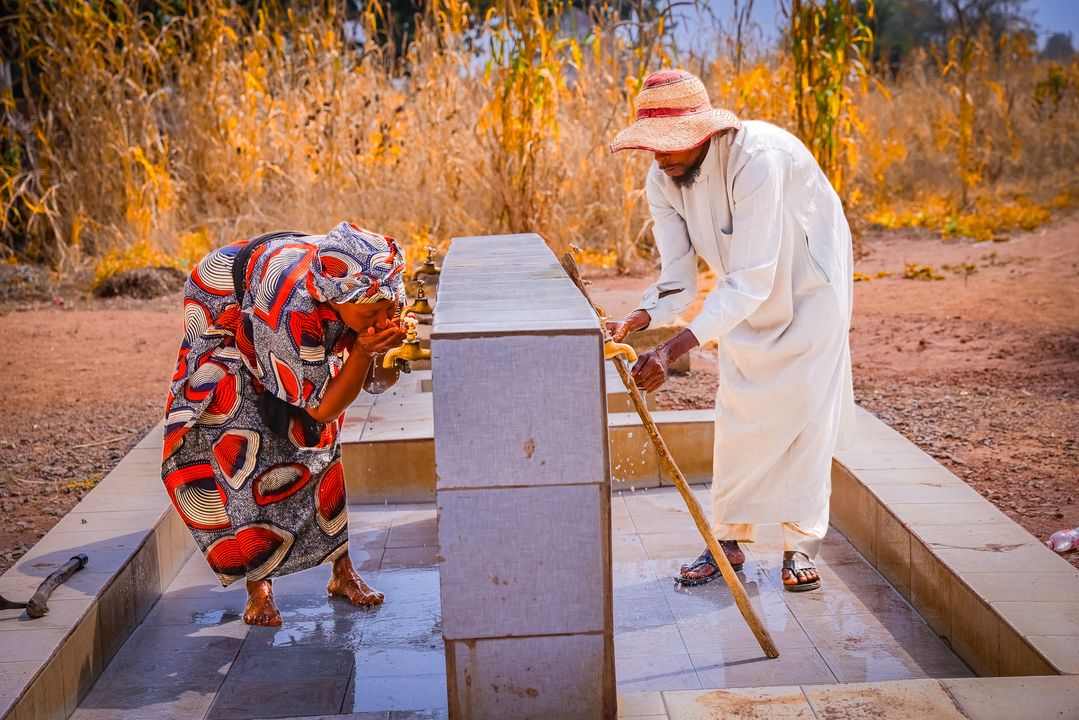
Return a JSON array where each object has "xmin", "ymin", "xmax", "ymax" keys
[{"xmin": 655, "ymin": 141, "xmax": 710, "ymax": 188}]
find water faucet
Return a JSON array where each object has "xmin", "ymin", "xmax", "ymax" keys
[
  {"xmin": 402, "ymin": 279, "xmax": 434, "ymax": 316},
  {"xmin": 411, "ymin": 246, "xmax": 441, "ymax": 280},
  {"xmin": 382, "ymin": 315, "xmax": 432, "ymax": 368}
]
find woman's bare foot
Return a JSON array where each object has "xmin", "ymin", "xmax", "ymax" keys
[
  {"xmin": 244, "ymin": 579, "xmax": 282, "ymax": 626},
  {"xmin": 328, "ymin": 553, "xmax": 385, "ymax": 606}
]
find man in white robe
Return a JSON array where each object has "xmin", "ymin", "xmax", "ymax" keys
[{"xmin": 607, "ymin": 69, "xmax": 856, "ymax": 591}]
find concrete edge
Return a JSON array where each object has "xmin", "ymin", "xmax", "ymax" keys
[
  {"xmin": 830, "ymin": 407, "xmax": 1079, "ymax": 677},
  {"xmin": 0, "ymin": 422, "xmax": 194, "ymax": 720}
]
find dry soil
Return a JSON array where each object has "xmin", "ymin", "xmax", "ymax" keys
[{"xmin": 0, "ymin": 217, "xmax": 1075, "ymax": 573}]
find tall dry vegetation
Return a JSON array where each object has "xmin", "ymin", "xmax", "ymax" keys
[{"xmin": 1, "ymin": 0, "xmax": 1076, "ymax": 281}]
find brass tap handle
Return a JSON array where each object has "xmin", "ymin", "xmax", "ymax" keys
[
  {"xmin": 598, "ymin": 309, "xmax": 636, "ymax": 362},
  {"xmin": 412, "ymin": 245, "xmax": 441, "ymax": 279},
  {"xmin": 405, "ymin": 316, "xmax": 419, "ymax": 341},
  {"xmin": 402, "ymin": 280, "xmax": 434, "ymax": 316},
  {"xmin": 382, "ymin": 315, "xmax": 431, "ymax": 367}
]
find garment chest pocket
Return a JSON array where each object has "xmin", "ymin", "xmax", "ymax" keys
[{"xmin": 804, "ymin": 233, "xmax": 832, "ymax": 285}]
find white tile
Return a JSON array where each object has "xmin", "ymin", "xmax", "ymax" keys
[
  {"xmin": 447, "ymin": 634, "xmax": 612, "ymax": 720},
  {"xmin": 437, "ymin": 485, "xmax": 609, "ymax": 639},
  {"xmin": 432, "ymin": 333, "xmax": 608, "ymax": 489}
]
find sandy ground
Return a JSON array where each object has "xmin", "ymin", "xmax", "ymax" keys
[{"xmin": 0, "ymin": 217, "xmax": 1076, "ymax": 573}]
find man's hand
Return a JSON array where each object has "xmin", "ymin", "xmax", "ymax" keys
[
  {"xmin": 630, "ymin": 328, "xmax": 700, "ymax": 393},
  {"xmin": 353, "ymin": 317, "xmax": 407, "ymax": 355},
  {"xmin": 631, "ymin": 345, "xmax": 671, "ymax": 392},
  {"xmin": 605, "ymin": 319, "xmax": 632, "ymax": 343},
  {"xmin": 605, "ymin": 309, "xmax": 651, "ymax": 343}
]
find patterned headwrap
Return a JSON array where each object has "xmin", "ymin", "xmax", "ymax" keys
[{"xmin": 310, "ymin": 221, "xmax": 407, "ymax": 305}]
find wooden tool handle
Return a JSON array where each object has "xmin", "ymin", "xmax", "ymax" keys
[
  {"xmin": 560, "ymin": 253, "xmax": 779, "ymax": 659},
  {"xmin": 0, "ymin": 595, "xmax": 27, "ymax": 611},
  {"xmin": 26, "ymin": 554, "xmax": 88, "ymax": 619}
]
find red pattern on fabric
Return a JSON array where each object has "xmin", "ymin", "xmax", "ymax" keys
[
  {"xmin": 253, "ymin": 463, "xmax": 312, "ymax": 505},
  {"xmin": 316, "ymin": 461, "xmax": 346, "ymax": 522},
  {"xmin": 205, "ymin": 537, "xmax": 246, "ymax": 577},
  {"xmin": 288, "ymin": 414, "xmax": 337, "ymax": 449},
  {"xmin": 215, "ymin": 304, "xmax": 242, "ymax": 334},
  {"xmin": 253, "ymin": 245, "xmax": 316, "ymax": 331},
  {"xmin": 236, "ymin": 316, "xmax": 256, "ymax": 369},
  {"xmin": 184, "ymin": 359, "xmax": 228, "ymax": 403},
  {"xmin": 321, "ymin": 254, "xmax": 350, "ymax": 278},
  {"xmin": 288, "ymin": 309, "xmax": 325, "ymax": 357},
  {"xmin": 213, "ymin": 430, "xmax": 259, "ymax": 488},
  {"xmin": 164, "ymin": 463, "xmax": 230, "ymax": 531},
  {"xmin": 201, "ymin": 372, "xmax": 241, "ymax": 425},
  {"xmin": 204, "ymin": 523, "xmax": 294, "ymax": 579},
  {"xmin": 271, "ymin": 354, "xmax": 301, "ymax": 404},
  {"xmin": 237, "ymin": 525, "xmax": 287, "ymax": 566},
  {"xmin": 172, "ymin": 346, "xmax": 190, "ymax": 382}
]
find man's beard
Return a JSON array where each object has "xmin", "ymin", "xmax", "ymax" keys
[
  {"xmin": 670, "ymin": 142, "xmax": 709, "ymax": 188},
  {"xmin": 671, "ymin": 162, "xmax": 703, "ymax": 188}
]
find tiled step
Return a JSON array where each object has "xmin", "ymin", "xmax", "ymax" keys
[{"xmin": 617, "ymin": 676, "xmax": 1079, "ymax": 719}]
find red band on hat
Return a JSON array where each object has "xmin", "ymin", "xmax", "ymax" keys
[{"xmin": 636, "ymin": 102, "xmax": 711, "ymax": 119}]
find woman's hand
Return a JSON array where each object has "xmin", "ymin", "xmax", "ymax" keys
[{"xmin": 352, "ymin": 316, "xmax": 407, "ymax": 355}]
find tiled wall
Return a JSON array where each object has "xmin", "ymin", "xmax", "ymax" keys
[{"xmin": 431, "ymin": 235, "xmax": 616, "ymax": 719}]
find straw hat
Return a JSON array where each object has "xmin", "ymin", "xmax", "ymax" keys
[{"xmin": 610, "ymin": 70, "xmax": 741, "ymax": 154}]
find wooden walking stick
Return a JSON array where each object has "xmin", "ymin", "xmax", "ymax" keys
[{"xmin": 561, "ymin": 254, "xmax": 779, "ymax": 660}]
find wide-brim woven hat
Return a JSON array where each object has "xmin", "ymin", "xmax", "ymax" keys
[{"xmin": 610, "ymin": 69, "xmax": 741, "ymax": 154}]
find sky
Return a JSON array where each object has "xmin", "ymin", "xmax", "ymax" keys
[{"xmin": 671, "ymin": 0, "xmax": 1079, "ymax": 51}]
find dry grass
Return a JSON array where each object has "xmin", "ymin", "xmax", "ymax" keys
[{"xmin": 1, "ymin": 0, "xmax": 1076, "ymax": 282}]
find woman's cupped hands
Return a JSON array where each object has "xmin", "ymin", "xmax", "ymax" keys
[{"xmin": 353, "ymin": 315, "xmax": 408, "ymax": 355}]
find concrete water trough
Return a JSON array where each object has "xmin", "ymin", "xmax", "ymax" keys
[{"xmin": 1, "ymin": 234, "xmax": 1077, "ymax": 719}]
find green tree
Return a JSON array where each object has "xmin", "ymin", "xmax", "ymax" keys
[{"xmin": 1042, "ymin": 31, "xmax": 1074, "ymax": 62}]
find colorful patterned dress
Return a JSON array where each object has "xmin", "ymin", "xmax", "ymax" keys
[{"xmin": 161, "ymin": 225, "xmax": 401, "ymax": 586}]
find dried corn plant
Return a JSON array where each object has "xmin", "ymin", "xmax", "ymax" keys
[{"xmin": 1, "ymin": 0, "xmax": 1076, "ymax": 281}]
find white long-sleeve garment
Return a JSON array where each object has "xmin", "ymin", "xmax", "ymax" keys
[{"xmin": 638, "ymin": 121, "xmax": 857, "ymax": 524}]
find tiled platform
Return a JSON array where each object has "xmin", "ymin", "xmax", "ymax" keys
[
  {"xmin": 65, "ymin": 485, "xmax": 970, "ymax": 719},
  {"xmin": 68, "ymin": 504, "xmax": 444, "ymax": 720},
  {"xmin": 611, "ymin": 486, "xmax": 971, "ymax": 692}
]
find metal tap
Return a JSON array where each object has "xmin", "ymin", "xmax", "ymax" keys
[
  {"xmin": 382, "ymin": 315, "xmax": 432, "ymax": 368},
  {"xmin": 411, "ymin": 245, "xmax": 441, "ymax": 280},
  {"xmin": 597, "ymin": 308, "xmax": 638, "ymax": 363},
  {"xmin": 402, "ymin": 279, "xmax": 434, "ymax": 316}
]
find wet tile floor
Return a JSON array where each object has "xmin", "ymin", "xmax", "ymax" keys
[
  {"xmin": 611, "ymin": 486, "xmax": 972, "ymax": 693},
  {"xmin": 71, "ymin": 487, "xmax": 971, "ymax": 719}
]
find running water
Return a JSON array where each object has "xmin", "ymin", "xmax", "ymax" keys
[{"xmin": 1045, "ymin": 528, "xmax": 1079, "ymax": 553}]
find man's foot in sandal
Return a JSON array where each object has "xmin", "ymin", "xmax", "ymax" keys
[
  {"xmin": 781, "ymin": 551, "xmax": 821, "ymax": 591},
  {"xmin": 676, "ymin": 541, "xmax": 744, "ymax": 586}
]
